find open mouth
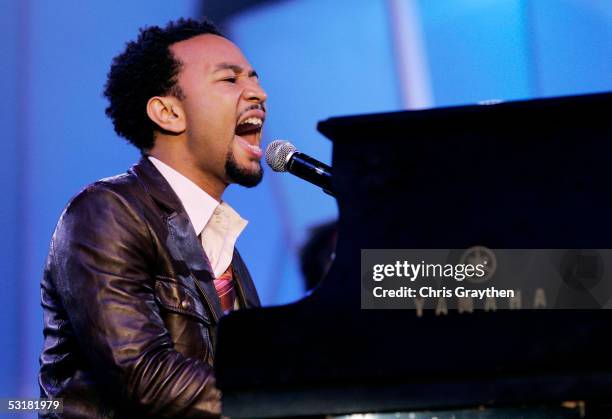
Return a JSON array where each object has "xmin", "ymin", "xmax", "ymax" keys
[{"xmin": 235, "ymin": 116, "xmax": 264, "ymax": 158}]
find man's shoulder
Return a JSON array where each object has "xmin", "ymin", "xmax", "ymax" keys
[
  {"xmin": 97, "ymin": 169, "xmax": 144, "ymax": 197},
  {"xmin": 62, "ymin": 166, "xmax": 150, "ymax": 219}
]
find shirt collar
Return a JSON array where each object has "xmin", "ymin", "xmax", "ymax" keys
[{"xmin": 148, "ymin": 156, "xmax": 221, "ymax": 236}]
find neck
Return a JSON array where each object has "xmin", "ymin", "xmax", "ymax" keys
[{"xmin": 148, "ymin": 149, "xmax": 227, "ymax": 202}]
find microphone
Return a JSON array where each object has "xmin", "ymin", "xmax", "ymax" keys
[{"xmin": 265, "ymin": 140, "xmax": 335, "ymax": 196}]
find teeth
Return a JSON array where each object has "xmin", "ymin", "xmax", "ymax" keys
[{"xmin": 239, "ymin": 117, "xmax": 263, "ymax": 126}]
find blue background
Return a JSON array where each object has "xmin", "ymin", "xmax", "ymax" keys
[{"xmin": 1, "ymin": 0, "xmax": 610, "ymax": 410}]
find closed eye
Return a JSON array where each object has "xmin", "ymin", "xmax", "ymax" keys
[{"xmin": 222, "ymin": 77, "xmax": 237, "ymax": 83}]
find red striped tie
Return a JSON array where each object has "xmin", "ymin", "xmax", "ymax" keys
[{"xmin": 213, "ymin": 265, "xmax": 236, "ymax": 314}]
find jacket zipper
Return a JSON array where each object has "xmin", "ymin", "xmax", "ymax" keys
[{"xmin": 191, "ymin": 273, "xmax": 219, "ymax": 324}]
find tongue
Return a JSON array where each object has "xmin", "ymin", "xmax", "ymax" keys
[
  {"xmin": 238, "ymin": 132, "xmax": 259, "ymax": 147},
  {"xmin": 237, "ymin": 135, "xmax": 263, "ymax": 158}
]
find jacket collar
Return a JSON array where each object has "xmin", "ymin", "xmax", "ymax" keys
[
  {"xmin": 130, "ymin": 156, "xmax": 183, "ymax": 214},
  {"xmin": 147, "ymin": 156, "xmax": 221, "ymax": 237}
]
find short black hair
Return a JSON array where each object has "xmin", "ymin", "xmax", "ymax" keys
[{"xmin": 103, "ymin": 18, "xmax": 223, "ymax": 151}]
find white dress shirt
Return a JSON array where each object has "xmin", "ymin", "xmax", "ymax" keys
[{"xmin": 148, "ymin": 157, "xmax": 248, "ymax": 278}]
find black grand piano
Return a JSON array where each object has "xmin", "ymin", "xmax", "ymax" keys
[{"xmin": 216, "ymin": 92, "xmax": 612, "ymax": 418}]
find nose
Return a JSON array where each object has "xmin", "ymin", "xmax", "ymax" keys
[{"xmin": 244, "ymin": 80, "xmax": 267, "ymax": 104}]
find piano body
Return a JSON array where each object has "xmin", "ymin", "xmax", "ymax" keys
[{"xmin": 216, "ymin": 92, "xmax": 612, "ymax": 418}]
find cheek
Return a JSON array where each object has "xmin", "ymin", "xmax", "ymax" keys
[
  {"xmin": 186, "ymin": 103, "xmax": 233, "ymax": 140},
  {"xmin": 182, "ymin": 87, "xmax": 242, "ymax": 145}
]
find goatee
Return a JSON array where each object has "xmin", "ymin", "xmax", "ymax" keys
[{"xmin": 225, "ymin": 150, "xmax": 263, "ymax": 187}]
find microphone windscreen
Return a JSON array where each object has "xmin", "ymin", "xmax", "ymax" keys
[{"xmin": 265, "ymin": 140, "xmax": 296, "ymax": 172}]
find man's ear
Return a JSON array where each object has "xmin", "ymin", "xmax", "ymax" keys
[{"xmin": 146, "ymin": 96, "xmax": 186, "ymax": 134}]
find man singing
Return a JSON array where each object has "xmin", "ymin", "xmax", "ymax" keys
[{"xmin": 39, "ymin": 18, "xmax": 264, "ymax": 418}]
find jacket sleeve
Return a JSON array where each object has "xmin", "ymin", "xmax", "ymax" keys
[{"xmin": 50, "ymin": 184, "xmax": 221, "ymax": 418}]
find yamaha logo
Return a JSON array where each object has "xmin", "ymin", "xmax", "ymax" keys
[{"xmin": 459, "ymin": 246, "xmax": 497, "ymax": 284}]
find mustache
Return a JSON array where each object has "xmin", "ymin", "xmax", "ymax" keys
[{"xmin": 238, "ymin": 103, "xmax": 265, "ymax": 118}]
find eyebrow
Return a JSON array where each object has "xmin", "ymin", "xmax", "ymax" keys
[{"xmin": 213, "ymin": 63, "xmax": 259, "ymax": 78}]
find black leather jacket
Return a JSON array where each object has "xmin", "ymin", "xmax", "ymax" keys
[{"xmin": 39, "ymin": 158, "xmax": 261, "ymax": 418}]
